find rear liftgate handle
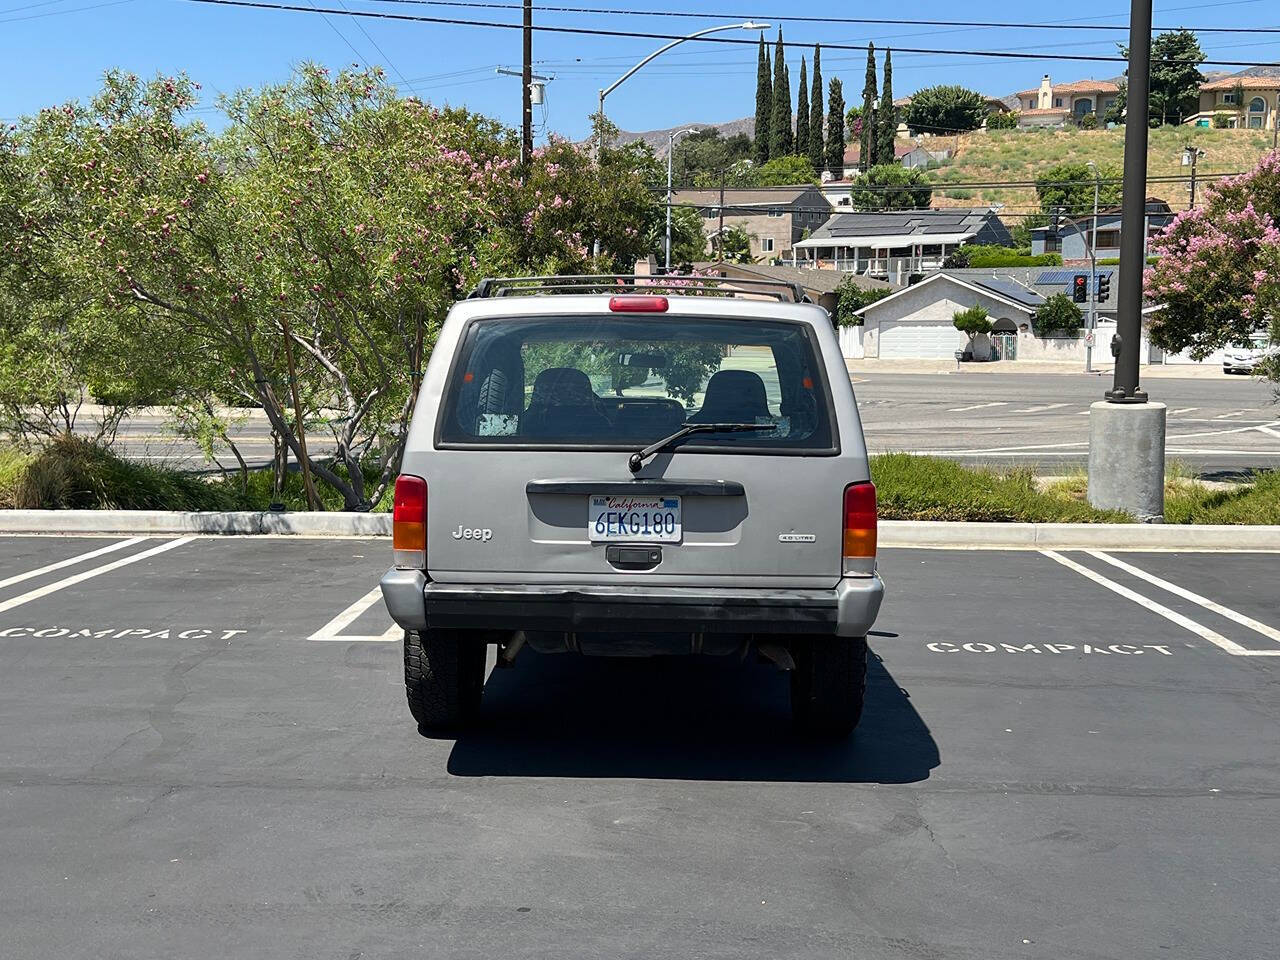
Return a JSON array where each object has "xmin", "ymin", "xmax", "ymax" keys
[{"xmin": 605, "ymin": 544, "xmax": 662, "ymax": 571}]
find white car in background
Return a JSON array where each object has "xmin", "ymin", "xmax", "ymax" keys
[{"xmin": 1223, "ymin": 339, "xmax": 1278, "ymax": 375}]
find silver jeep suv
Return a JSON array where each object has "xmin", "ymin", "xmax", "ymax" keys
[{"xmin": 381, "ymin": 275, "xmax": 884, "ymax": 737}]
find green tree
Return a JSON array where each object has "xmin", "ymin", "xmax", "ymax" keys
[
  {"xmin": 1035, "ymin": 162, "xmax": 1121, "ymax": 218},
  {"xmin": 1118, "ymin": 29, "xmax": 1206, "ymax": 126},
  {"xmin": 796, "ymin": 58, "xmax": 810, "ymax": 165},
  {"xmin": 1104, "ymin": 80, "xmax": 1126, "ymax": 125},
  {"xmin": 752, "ymin": 155, "xmax": 818, "ymax": 186},
  {"xmin": 3, "ymin": 67, "xmax": 660, "ymax": 510},
  {"xmin": 1033, "ymin": 293, "xmax": 1084, "ymax": 336},
  {"xmin": 754, "ymin": 35, "xmax": 771, "ymax": 166},
  {"xmin": 825, "ymin": 78, "xmax": 846, "ymax": 180},
  {"xmin": 770, "ymin": 29, "xmax": 792, "ymax": 159},
  {"xmin": 719, "ymin": 226, "xmax": 756, "ymax": 264},
  {"xmin": 834, "ymin": 274, "xmax": 891, "ymax": 326},
  {"xmin": 904, "ymin": 85, "xmax": 987, "ymax": 135},
  {"xmin": 808, "ymin": 45, "xmax": 824, "ymax": 175},
  {"xmin": 849, "ymin": 164, "xmax": 932, "ymax": 210},
  {"xmin": 860, "ymin": 45, "xmax": 878, "ymax": 172},
  {"xmin": 877, "ymin": 49, "xmax": 897, "ymax": 167},
  {"xmin": 645, "ymin": 203, "xmax": 705, "ymax": 266},
  {"xmin": 986, "ymin": 110, "xmax": 1017, "ymax": 130},
  {"xmin": 671, "ymin": 128, "xmax": 753, "ymax": 188},
  {"xmin": 953, "ymin": 304, "xmax": 993, "ymax": 341}
]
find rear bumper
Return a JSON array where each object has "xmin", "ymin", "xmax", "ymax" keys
[{"xmin": 380, "ymin": 569, "xmax": 883, "ymax": 638}]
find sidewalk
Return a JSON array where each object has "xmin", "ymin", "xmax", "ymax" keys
[{"xmin": 845, "ymin": 358, "xmax": 1234, "ymax": 379}]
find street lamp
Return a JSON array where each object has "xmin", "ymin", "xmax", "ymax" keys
[
  {"xmin": 592, "ymin": 21, "xmax": 768, "ymax": 259},
  {"xmin": 596, "ymin": 21, "xmax": 768, "ymax": 161},
  {"xmin": 665, "ymin": 128, "xmax": 697, "ymax": 270}
]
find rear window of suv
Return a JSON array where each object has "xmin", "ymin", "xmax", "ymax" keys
[{"xmin": 437, "ymin": 315, "xmax": 835, "ymax": 453}]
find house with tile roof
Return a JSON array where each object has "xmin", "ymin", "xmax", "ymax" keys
[
  {"xmin": 1013, "ymin": 75, "xmax": 1121, "ymax": 127},
  {"xmin": 1186, "ymin": 74, "xmax": 1279, "ymax": 130}
]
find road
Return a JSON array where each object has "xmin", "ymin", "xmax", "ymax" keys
[
  {"xmin": 90, "ymin": 371, "xmax": 1279, "ymax": 477},
  {"xmin": 1, "ymin": 534, "xmax": 1278, "ymax": 958},
  {"xmin": 854, "ymin": 371, "xmax": 1279, "ymax": 475}
]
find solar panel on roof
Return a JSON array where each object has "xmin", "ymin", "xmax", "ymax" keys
[
  {"xmin": 973, "ymin": 277, "xmax": 1045, "ymax": 306},
  {"xmin": 1036, "ymin": 269, "xmax": 1115, "ymax": 284}
]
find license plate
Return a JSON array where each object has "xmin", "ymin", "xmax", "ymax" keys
[{"xmin": 588, "ymin": 495, "xmax": 681, "ymax": 543}]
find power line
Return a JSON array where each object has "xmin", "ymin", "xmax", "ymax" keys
[
  {"xmin": 334, "ymin": 0, "xmax": 1280, "ymax": 36},
  {"xmin": 0, "ymin": 0, "xmax": 133, "ymax": 22},
  {"xmin": 173, "ymin": 0, "xmax": 1280, "ymax": 67}
]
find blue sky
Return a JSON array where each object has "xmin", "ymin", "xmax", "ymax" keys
[{"xmin": 2, "ymin": 0, "xmax": 1277, "ymax": 138}]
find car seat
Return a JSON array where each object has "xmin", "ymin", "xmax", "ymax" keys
[
  {"xmin": 522, "ymin": 367, "xmax": 612, "ymax": 437},
  {"xmin": 689, "ymin": 369, "xmax": 771, "ymax": 424}
]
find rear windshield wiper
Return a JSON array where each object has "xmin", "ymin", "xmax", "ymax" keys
[{"xmin": 628, "ymin": 422, "xmax": 774, "ymax": 474}]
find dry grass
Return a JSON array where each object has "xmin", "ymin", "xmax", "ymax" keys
[{"xmin": 925, "ymin": 126, "xmax": 1276, "ymax": 210}]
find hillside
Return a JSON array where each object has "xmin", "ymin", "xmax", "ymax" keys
[
  {"xmin": 926, "ymin": 126, "xmax": 1276, "ymax": 213},
  {"xmin": 612, "ymin": 116, "xmax": 754, "ymax": 157}
]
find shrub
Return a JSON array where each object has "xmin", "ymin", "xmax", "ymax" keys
[
  {"xmin": 986, "ymin": 111, "xmax": 1017, "ymax": 130},
  {"xmin": 945, "ymin": 245, "xmax": 1062, "ymax": 268},
  {"xmin": 10, "ymin": 436, "xmax": 240, "ymax": 511},
  {"xmin": 1033, "ymin": 292, "xmax": 1084, "ymax": 336},
  {"xmin": 1212, "ymin": 113, "xmax": 1230, "ymax": 129},
  {"xmin": 1079, "ymin": 114, "xmax": 1099, "ymax": 130}
]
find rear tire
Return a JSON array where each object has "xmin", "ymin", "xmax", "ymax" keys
[
  {"xmin": 404, "ymin": 629, "xmax": 486, "ymax": 734},
  {"xmin": 789, "ymin": 635, "xmax": 868, "ymax": 738}
]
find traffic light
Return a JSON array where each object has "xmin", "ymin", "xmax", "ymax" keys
[
  {"xmin": 1050, "ymin": 206, "xmax": 1063, "ymax": 235},
  {"xmin": 1096, "ymin": 272, "xmax": 1111, "ymax": 303},
  {"xmin": 1072, "ymin": 273, "xmax": 1089, "ymax": 303}
]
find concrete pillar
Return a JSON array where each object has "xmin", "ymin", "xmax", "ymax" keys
[{"xmin": 1087, "ymin": 401, "xmax": 1167, "ymax": 521}]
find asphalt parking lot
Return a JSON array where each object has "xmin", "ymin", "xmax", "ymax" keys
[{"xmin": 1, "ymin": 535, "xmax": 1278, "ymax": 959}]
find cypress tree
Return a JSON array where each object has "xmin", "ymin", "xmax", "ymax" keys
[
  {"xmin": 770, "ymin": 28, "xmax": 792, "ymax": 159},
  {"xmin": 808, "ymin": 45, "xmax": 824, "ymax": 174},
  {"xmin": 878, "ymin": 49, "xmax": 896, "ymax": 167},
  {"xmin": 825, "ymin": 77, "xmax": 846, "ymax": 180},
  {"xmin": 796, "ymin": 58, "xmax": 809, "ymax": 165},
  {"xmin": 860, "ymin": 44, "xmax": 877, "ymax": 172},
  {"xmin": 754, "ymin": 34, "xmax": 771, "ymax": 167}
]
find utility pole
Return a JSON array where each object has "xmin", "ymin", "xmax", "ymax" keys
[
  {"xmin": 717, "ymin": 172, "xmax": 726, "ymax": 261},
  {"xmin": 1087, "ymin": 0, "xmax": 1166, "ymax": 521},
  {"xmin": 521, "ymin": 0, "xmax": 533, "ymax": 166},
  {"xmin": 1182, "ymin": 144, "xmax": 1204, "ymax": 210},
  {"xmin": 1085, "ymin": 166, "xmax": 1100, "ymax": 374}
]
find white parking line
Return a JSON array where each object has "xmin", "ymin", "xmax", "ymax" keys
[
  {"xmin": 1170, "ymin": 407, "xmax": 1198, "ymax": 415},
  {"xmin": 0, "ymin": 538, "xmax": 147, "ymax": 591},
  {"xmin": 0, "ymin": 537, "xmax": 194, "ymax": 615},
  {"xmin": 308, "ymin": 586, "xmax": 399, "ymax": 642},
  {"xmin": 1087, "ymin": 551, "xmax": 1280, "ymax": 650},
  {"xmin": 1041, "ymin": 550, "xmax": 1280, "ymax": 657},
  {"xmin": 1215, "ymin": 410, "xmax": 1246, "ymax": 419},
  {"xmin": 947, "ymin": 402, "xmax": 1008, "ymax": 413},
  {"xmin": 1011, "ymin": 403, "xmax": 1069, "ymax": 414}
]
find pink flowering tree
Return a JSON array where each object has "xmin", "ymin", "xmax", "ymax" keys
[{"xmin": 1145, "ymin": 151, "xmax": 1280, "ymax": 371}]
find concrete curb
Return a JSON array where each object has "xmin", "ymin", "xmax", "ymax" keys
[
  {"xmin": 0, "ymin": 510, "xmax": 392, "ymax": 537},
  {"xmin": 878, "ymin": 520, "xmax": 1280, "ymax": 551},
  {"xmin": 1, "ymin": 511, "xmax": 1278, "ymax": 550}
]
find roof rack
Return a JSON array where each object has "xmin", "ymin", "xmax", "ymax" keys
[{"xmin": 468, "ymin": 274, "xmax": 810, "ymax": 304}]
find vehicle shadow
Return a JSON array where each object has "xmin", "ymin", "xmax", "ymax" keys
[{"xmin": 445, "ymin": 647, "xmax": 938, "ymax": 783}]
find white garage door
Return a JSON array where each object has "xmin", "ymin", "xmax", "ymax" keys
[{"xmin": 879, "ymin": 321, "xmax": 967, "ymax": 359}]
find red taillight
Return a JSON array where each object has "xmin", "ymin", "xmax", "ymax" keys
[
  {"xmin": 393, "ymin": 474, "xmax": 427, "ymax": 569},
  {"xmin": 843, "ymin": 481, "xmax": 877, "ymax": 563},
  {"xmin": 609, "ymin": 295, "xmax": 669, "ymax": 313}
]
